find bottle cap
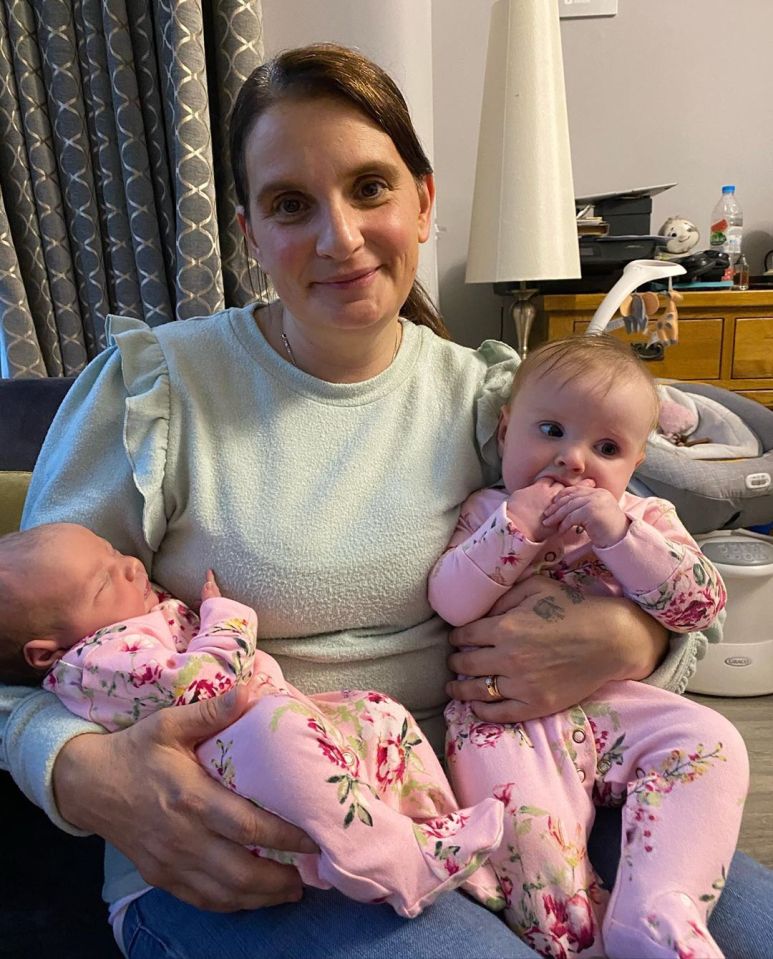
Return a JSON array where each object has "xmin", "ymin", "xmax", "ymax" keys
[{"xmin": 722, "ymin": 185, "xmax": 735, "ymax": 193}]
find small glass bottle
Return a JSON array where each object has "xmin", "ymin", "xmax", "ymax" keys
[{"xmin": 733, "ymin": 253, "xmax": 750, "ymax": 291}]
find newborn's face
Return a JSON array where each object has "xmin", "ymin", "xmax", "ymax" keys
[{"xmin": 39, "ymin": 524, "xmax": 153, "ymax": 644}]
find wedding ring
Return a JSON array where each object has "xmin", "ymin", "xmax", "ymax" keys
[{"xmin": 484, "ymin": 674, "xmax": 503, "ymax": 701}]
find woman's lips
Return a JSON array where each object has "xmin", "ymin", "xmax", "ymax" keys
[{"xmin": 314, "ymin": 268, "xmax": 378, "ymax": 289}]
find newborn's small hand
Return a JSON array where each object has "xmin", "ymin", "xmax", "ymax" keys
[{"xmin": 201, "ymin": 569, "xmax": 221, "ymax": 601}]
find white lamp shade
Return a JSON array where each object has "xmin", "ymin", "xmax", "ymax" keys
[{"xmin": 466, "ymin": 0, "xmax": 581, "ymax": 284}]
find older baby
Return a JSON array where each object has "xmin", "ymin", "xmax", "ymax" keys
[{"xmin": 430, "ymin": 335, "xmax": 748, "ymax": 959}]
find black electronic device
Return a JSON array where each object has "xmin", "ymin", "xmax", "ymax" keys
[
  {"xmin": 578, "ymin": 235, "xmax": 669, "ymax": 272},
  {"xmin": 575, "ymin": 183, "xmax": 675, "ymax": 237},
  {"xmin": 671, "ymin": 249, "xmax": 730, "ymax": 284},
  {"xmin": 591, "ymin": 195, "xmax": 653, "ymax": 236}
]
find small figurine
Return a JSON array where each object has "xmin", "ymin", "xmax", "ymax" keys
[
  {"xmin": 617, "ymin": 290, "xmax": 659, "ymax": 334},
  {"xmin": 613, "ymin": 283, "xmax": 682, "ymax": 348},
  {"xmin": 658, "ymin": 216, "xmax": 700, "ymax": 257},
  {"xmin": 655, "ymin": 286, "xmax": 682, "ymax": 345}
]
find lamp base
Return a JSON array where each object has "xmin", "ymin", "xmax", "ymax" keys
[{"xmin": 510, "ymin": 288, "xmax": 538, "ymax": 358}]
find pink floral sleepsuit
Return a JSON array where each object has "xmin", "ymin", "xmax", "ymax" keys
[
  {"xmin": 44, "ymin": 592, "xmax": 504, "ymax": 918},
  {"xmin": 429, "ymin": 489, "xmax": 749, "ymax": 959}
]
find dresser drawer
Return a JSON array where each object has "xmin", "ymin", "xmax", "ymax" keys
[
  {"xmin": 733, "ymin": 317, "xmax": 773, "ymax": 378},
  {"xmin": 537, "ymin": 291, "xmax": 773, "ymax": 407},
  {"xmin": 572, "ymin": 318, "xmax": 723, "ymax": 379},
  {"xmin": 737, "ymin": 390, "xmax": 773, "ymax": 409}
]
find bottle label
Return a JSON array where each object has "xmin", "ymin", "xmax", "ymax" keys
[{"xmin": 710, "ymin": 218, "xmax": 728, "ymax": 247}]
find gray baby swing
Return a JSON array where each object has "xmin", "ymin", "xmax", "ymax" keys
[
  {"xmin": 587, "ymin": 259, "xmax": 773, "ymax": 537},
  {"xmin": 588, "ymin": 260, "xmax": 773, "ymax": 697}
]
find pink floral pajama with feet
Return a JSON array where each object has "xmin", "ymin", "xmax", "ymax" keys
[
  {"xmin": 430, "ymin": 487, "xmax": 748, "ymax": 957},
  {"xmin": 446, "ymin": 682, "xmax": 748, "ymax": 958},
  {"xmin": 46, "ymin": 592, "xmax": 503, "ymax": 918}
]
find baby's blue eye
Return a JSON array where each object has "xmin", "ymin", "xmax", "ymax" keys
[
  {"xmin": 539, "ymin": 422, "xmax": 563, "ymax": 438},
  {"xmin": 598, "ymin": 441, "xmax": 619, "ymax": 457}
]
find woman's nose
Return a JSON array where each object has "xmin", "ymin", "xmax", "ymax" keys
[{"xmin": 316, "ymin": 200, "xmax": 363, "ymax": 259}]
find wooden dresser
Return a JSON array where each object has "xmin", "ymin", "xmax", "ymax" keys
[{"xmin": 534, "ymin": 290, "xmax": 773, "ymax": 408}]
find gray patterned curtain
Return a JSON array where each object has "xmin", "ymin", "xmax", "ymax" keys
[{"xmin": 0, "ymin": 0, "xmax": 263, "ymax": 378}]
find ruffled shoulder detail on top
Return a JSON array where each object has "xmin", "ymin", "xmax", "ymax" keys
[
  {"xmin": 106, "ymin": 315, "xmax": 170, "ymax": 551},
  {"xmin": 473, "ymin": 339, "xmax": 520, "ymax": 477}
]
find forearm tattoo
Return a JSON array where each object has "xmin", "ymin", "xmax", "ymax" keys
[
  {"xmin": 534, "ymin": 597, "xmax": 565, "ymax": 622},
  {"xmin": 559, "ymin": 583, "xmax": 584, "ymax": 605}
]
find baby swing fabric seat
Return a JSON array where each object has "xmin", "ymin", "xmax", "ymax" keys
[
  {"xmin": 584, "ymin": 260, "xmax": 773, "ymax": 536},
  {"xmin": 630, "ymin": 381, "xmax": 773, "ymax": 535}
]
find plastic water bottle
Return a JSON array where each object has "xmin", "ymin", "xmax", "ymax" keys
[{"xmin": 710, "ymin": 185, "xmax": 743, "ymax": 278}]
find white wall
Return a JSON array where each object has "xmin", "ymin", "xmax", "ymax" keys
[
  {"xmin": 434, "ymin": 0, "xmax": 773, "ymax": 345},
  {"xmin": 261, "ymin": 0, "xmax": 773, "ymax": 347}
]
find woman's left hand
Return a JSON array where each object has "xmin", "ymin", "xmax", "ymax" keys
[{"xmin": 446, "ymin": 574, "xmax": 669, "ymax": 722}]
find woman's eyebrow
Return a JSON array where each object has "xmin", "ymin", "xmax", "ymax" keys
[
  {"xmin": 256, "ymin": 161, "xmax": 403, "ymax": 205},
  {"xmin": 347, "ymin": 160, "xmax": 401, "ymax": 180},
  {"xmin": 256, "ymin": 179, "xmax": 302, "ymax": 204}
]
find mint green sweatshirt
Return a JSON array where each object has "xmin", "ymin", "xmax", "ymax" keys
[{"xmin": 1, "ymin": 303, "xmax": 713, "ymax": 904}]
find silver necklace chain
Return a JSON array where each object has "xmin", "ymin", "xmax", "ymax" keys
[
  {"xmin": 280, "ymin": 322, "xmax": 401, "ymax": 369},
  {"xmin": 280, "ymin": 329, "xmax": 297, "ymax": 366}
]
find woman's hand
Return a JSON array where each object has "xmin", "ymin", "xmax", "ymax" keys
[
  {"xmin": 52, "ymin": 685, "xmax": 317, "ymax": 911},
  {"xmin": 446, "ymin": 575, "xmax": 669, "ymax": 722}
]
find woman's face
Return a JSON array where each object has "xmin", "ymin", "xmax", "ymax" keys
[{"xmin": 237, "ymin": 96, "xmax": 434, "ymax": 336}]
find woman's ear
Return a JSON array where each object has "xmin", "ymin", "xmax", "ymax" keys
[
  {"xmin": 236, "ymin": 205, "xmax": 260, "ymax": 259},
  {"xmin": 23, "ymin": 637, "xmax": 67, "ymax": 672},
  {"xmin": 496, "ymin": 404, "xmax": 511, "ymax": 457},
  {"xmin": 417, "ymin": 174, "xmax": 435, "ymax": 244}
]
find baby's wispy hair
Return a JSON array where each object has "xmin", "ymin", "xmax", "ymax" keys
[
  {"xmin": 509, "ymin": 334, "xmax": 661, "ymax": 433},
  {"xmin": 0, "ymin": 525, "xmax": 63, "ymax": 684}
]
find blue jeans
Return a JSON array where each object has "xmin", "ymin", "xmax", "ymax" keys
[{"xmin": 123, "ymin": 811, "xmax": 773, "ymax": 959}]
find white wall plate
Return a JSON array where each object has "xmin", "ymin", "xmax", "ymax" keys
[{"xmin": 559, "ymin": 0, "xmax": 618, "ymax": 19}]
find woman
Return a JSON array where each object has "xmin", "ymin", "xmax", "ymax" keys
[{"xmin": 5, "ymin": 44, "xmax": 770, "ymax": 958}]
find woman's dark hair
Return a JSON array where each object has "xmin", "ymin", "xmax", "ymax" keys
[{"xmin": 230, "ymin": 43, "xmax": 448, "ymax": 338}]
